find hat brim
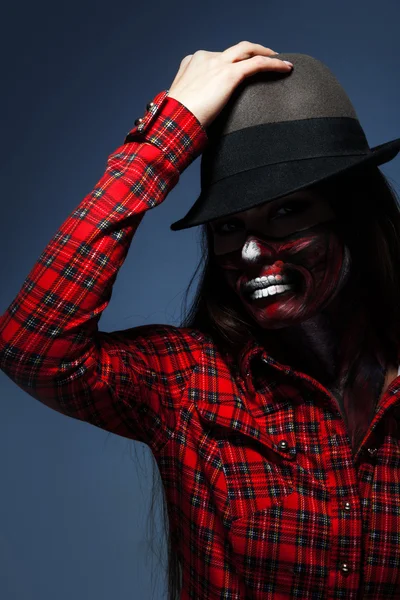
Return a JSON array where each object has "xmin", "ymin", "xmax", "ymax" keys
[{"xmin": 170, "ymin": 139, "xmax": 400, "ymax": 231}]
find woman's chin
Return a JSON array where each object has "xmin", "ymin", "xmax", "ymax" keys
[{"xmin": 243, "ymin": 289, "xmax": 318, "ymax": 328}]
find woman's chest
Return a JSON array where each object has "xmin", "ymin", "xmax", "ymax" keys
[{"xmin": 165, "ymin": 370, "xmax": 400, "ymax": 598}]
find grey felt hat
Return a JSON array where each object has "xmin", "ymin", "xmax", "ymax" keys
[{"xmin": 170, "ymin": 52, "xmax": 400, "ymax": 231}]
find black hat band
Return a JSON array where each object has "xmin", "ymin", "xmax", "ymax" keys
[{"xmin": 201, "ymin": 117, "xmax": 370, "ymax": 188}]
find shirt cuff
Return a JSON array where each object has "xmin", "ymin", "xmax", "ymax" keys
[{"xmin": 124, "ymin": 90, "xmax": 209, "ymax": 173}]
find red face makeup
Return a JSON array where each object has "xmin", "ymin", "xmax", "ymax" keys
[{"xmin": 210, "ymin": 190, "xmax": 351, "ymax": 330}]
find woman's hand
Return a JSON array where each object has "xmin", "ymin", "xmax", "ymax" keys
[{"xmin": 168, "ymin": 41, "xmax": 293, "ymax": 129}]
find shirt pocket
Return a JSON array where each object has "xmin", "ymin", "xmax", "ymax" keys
[{"xmin": 217, "ymin": 433, "xmax": 295, "ymax": 520}]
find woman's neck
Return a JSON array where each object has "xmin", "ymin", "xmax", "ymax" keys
[
  {"xmin": 261, "ymin": 311, "xmax": 340, "ymax": 386},
  {"xmin": 258, "ymin": 280, "xmax": 361, "ymax": 387}
]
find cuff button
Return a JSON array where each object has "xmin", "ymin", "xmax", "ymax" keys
[
  {"xmin": 146, "ymin": 102, "xmax": 155, "ymax": 111},
  {"xmin": 134, "ymin": 117, "xmax": 144, "ymax": 127}
]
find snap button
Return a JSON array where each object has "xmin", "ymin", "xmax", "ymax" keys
[
  {"xmin": 146, "ymin": 101, "xmax": 155, "ymax": 111},
  {"xmin": 134, "ymin": 117, "xmax": 144, "ymax": 127},
  {"xmin": 278, "ymin": 440, "xmax": 289, "ymax": 452},
  {"xmin": 340, "ymin": 562, "xmax": 350, "ymax": 574},
  {"xmin": 343, "ymin": 501, "xmax": 351, "ymax": 511}
]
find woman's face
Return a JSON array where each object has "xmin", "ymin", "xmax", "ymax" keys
[{"xmin": 209, "ymin": 188, "xmax": 352, "ymax": 329}]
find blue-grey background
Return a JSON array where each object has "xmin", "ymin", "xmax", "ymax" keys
[{"xmin": 1, "ymin": 1, "xmax": 399, "ymax": 598}]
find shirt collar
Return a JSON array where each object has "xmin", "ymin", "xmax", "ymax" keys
[
  {"xmin": 238, "ymin": 338, "xmax": 265, "ymax": 381},
  {"xmin": 237, "ymin": 333, "xmax": 400, "ymax": 391}
]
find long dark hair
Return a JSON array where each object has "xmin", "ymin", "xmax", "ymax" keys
[{"xmin": 134, "ymin": 164, "xmax": 400, "ymax": 599}]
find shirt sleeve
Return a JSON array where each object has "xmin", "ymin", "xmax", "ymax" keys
[{"xmin": 0, "ymin": 90, "xmax": 208, "ymax": 453}]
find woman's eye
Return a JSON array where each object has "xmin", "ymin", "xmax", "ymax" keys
[
  {"xmin": 213, "ymin": 201, "xmax": 311, "ymax": 233},
  {"xmin": 270, "ymin": 201, "xmax": 310, "ymax": 219},
  {"xmin": 214, "ymin": 219, "xmax": 243, "ymax": 234}
]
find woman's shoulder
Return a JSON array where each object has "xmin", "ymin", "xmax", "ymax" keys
[
  {"xmin": 106, "ymin": 322, "xmax": 215, "ymax": 355},
  {"xmin": 104, "ymin": 323, "xmax": 239, "ymax": 378}
]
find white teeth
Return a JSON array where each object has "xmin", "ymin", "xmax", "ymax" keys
[
  {"xmin": 251, "ymin": 283, "xmax": 294, "ymax": 300},
  {"xmin": 245, "ymin": 273, "xmax": 290, "ymax": 293}
]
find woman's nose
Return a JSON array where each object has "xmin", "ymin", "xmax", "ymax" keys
[
  {"xmin": 241, "ymin": 234, "xmax": 286, "ymax": 267},
  {"xmin": 241, "ymin": 237, "xmax": 263, "ymax": 262}
]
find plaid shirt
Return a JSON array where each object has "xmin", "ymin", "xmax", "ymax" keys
[{"xmin": 1, "ymin": 89, "xmax": 400, "ymax": 600}]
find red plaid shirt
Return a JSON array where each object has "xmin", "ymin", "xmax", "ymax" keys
[{"xmin": 1, "ymin": 90, "xmax": 400, "ymax": 599}]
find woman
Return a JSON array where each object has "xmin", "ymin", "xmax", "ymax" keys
[{"xmin": 1, "ymin": 41, "xmax": 400, "ymax": 599}]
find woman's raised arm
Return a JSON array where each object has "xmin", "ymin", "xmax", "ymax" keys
[
  {"xmin": 0, "ymin": 89, "xmax": 208, "ymax": 451},
  {"xmin": 0, "ymin": 42, "xmax": 291, "ymax": 451}
]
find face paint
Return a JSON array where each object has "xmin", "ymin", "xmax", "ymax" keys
[{"xmin": 210, "ymin": 191, "xmax": 351, "ymax": 330}]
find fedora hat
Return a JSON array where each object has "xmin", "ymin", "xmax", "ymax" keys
[{"xmin": 170, "ymin": 52, "xmax": 400, "ymax": 231}]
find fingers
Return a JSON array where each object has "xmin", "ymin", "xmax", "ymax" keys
[
  {"xmin": 220, "ymin": 41, "xmax": 292, "ymax": 78},
  {"xmin": 237, "ymin": 54, "xmax": 293, "ymax": 75},
  {"xmin": 222, "ymin": 41, "xmax": 279, "ymax": 62}
]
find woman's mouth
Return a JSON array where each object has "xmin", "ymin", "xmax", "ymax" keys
[
  {"xmin": 248, "ymin": 282, "xmax": 296, "ymax": 301},
  {"xmin": 242, "ymin": 271, "xmax": 302, "ymax": 301}
]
